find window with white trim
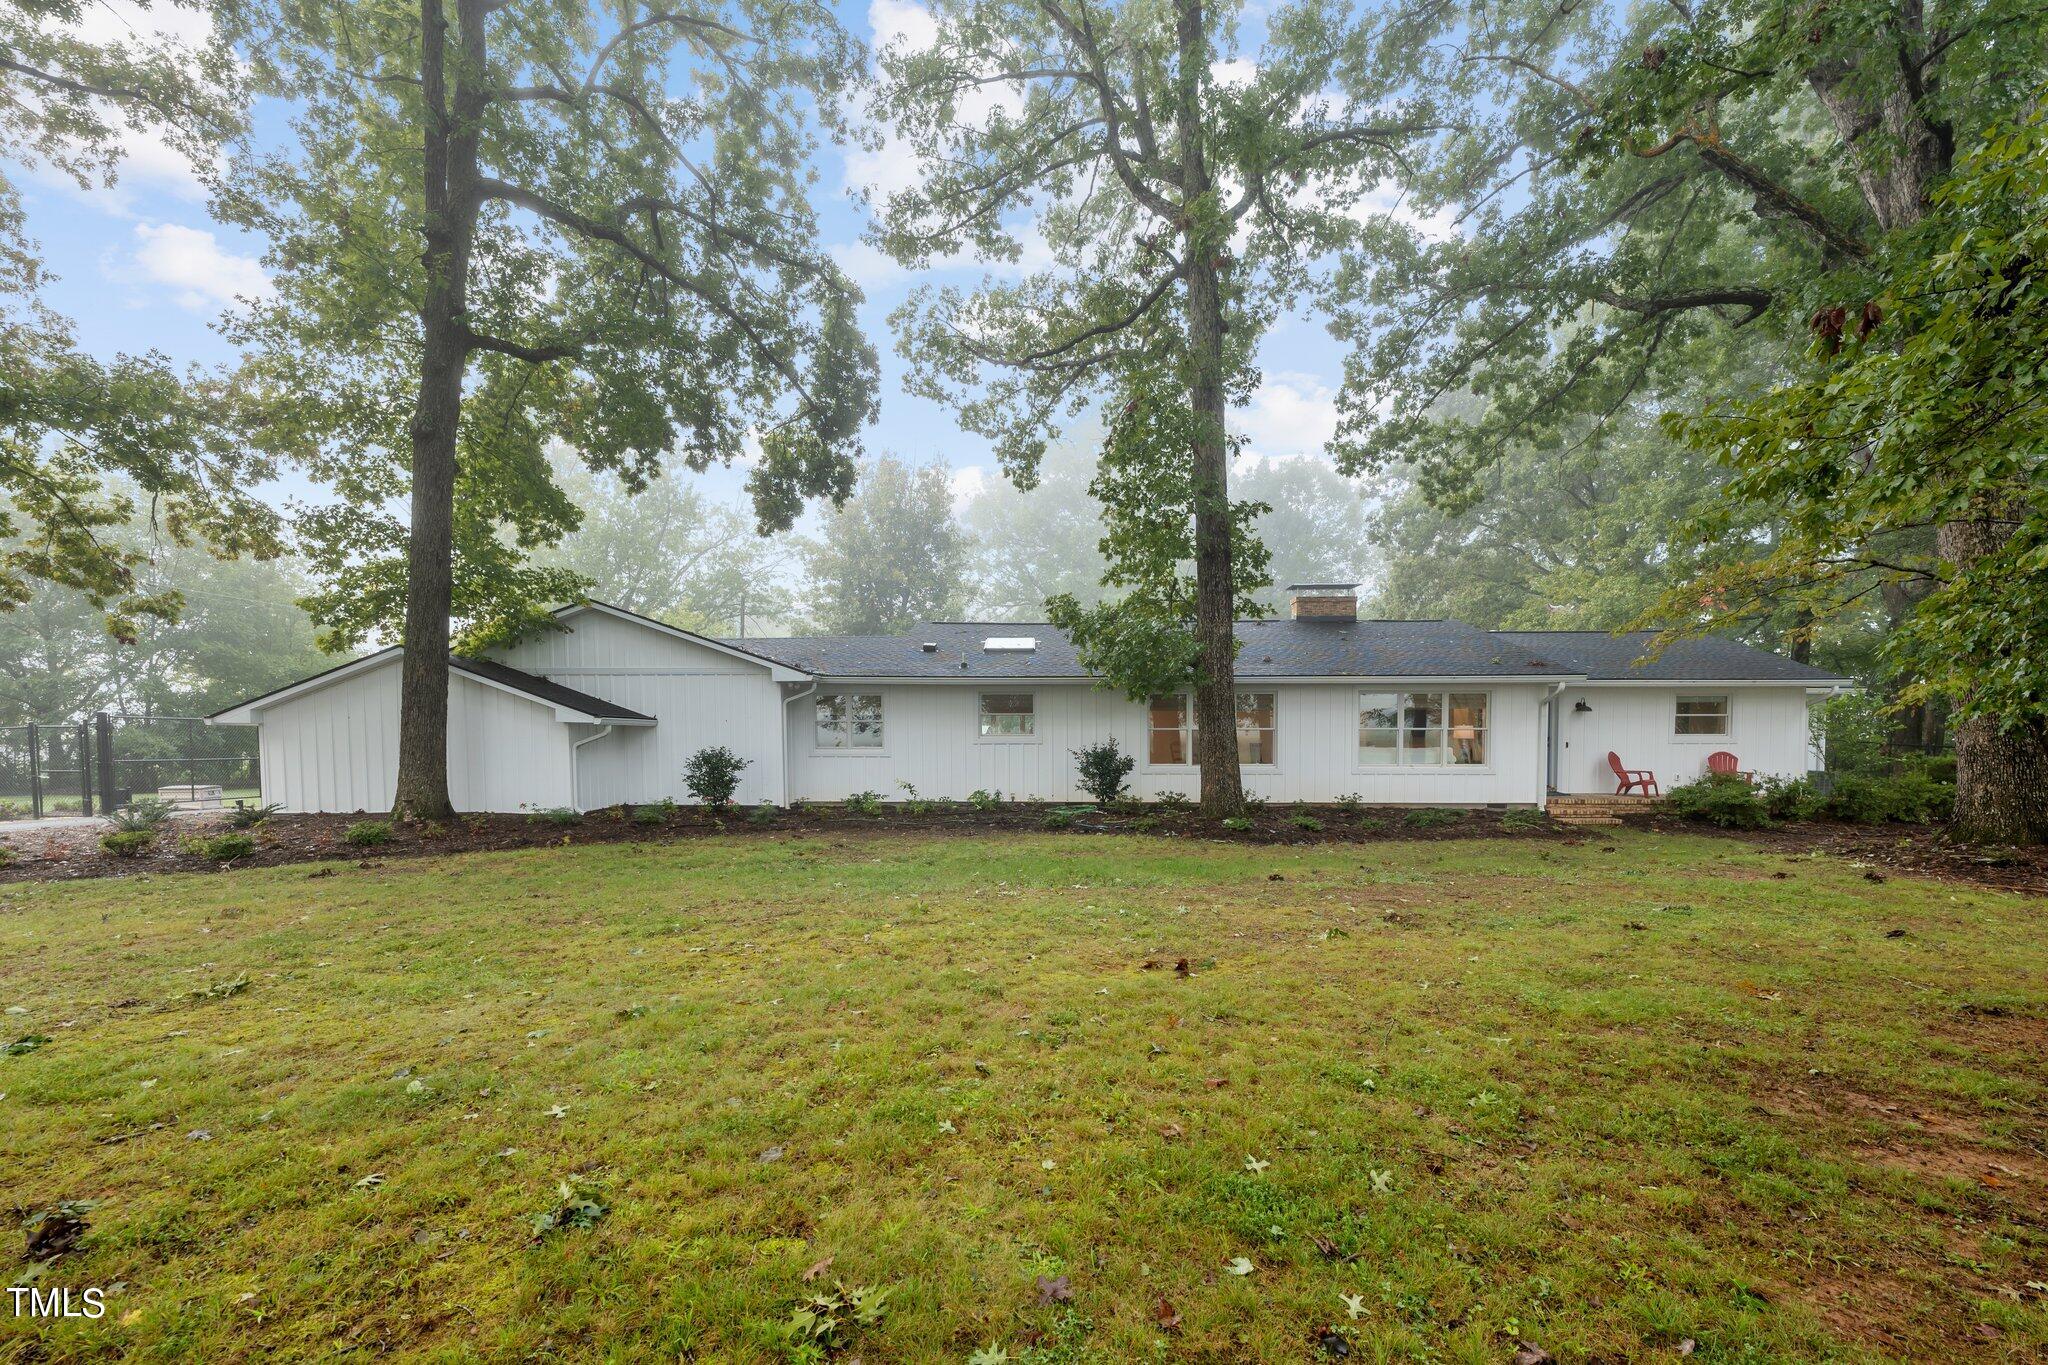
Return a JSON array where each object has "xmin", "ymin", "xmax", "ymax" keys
[
  {"xmin": 1675, "ymin": 693, "xmax": 1730, "ymax": 736},
  {"xmin": 978, "ymin": 691, "xmax": 1035, "ymax": 737},
  {"xmin": 815, "ymin": 692, "xmax": 883, "ymax": 748},
  {"xmin": 1358, "ymin": 691, "xmax": 1489, "ymax": 766},
  {"xmin": 1146, "ymin": 692, "xmax": 1278, "ymax": 765}
]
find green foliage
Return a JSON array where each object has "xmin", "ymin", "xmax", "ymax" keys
[
  {"xmin": 768, "ymin": 1282, "xmax": 891, "ymax": 1365},
  {"xmin": 1154, "ymin": 791, "xmax": 1192, "ymax": 813},
  {"xmin": 843, "ymin": 792, "xmax": 883, "ymax": 818},
  {"xmin": 226, "ymin": 803, "xmax": 286, "ymax": 832},
  {"xmin": 210, "ymin": 0, "xmax": 879, "ymax": 653},
  {"xmin": 967, "ymin": 790, "xmax": 1002, "ymax": 812},
  {"xmin": 1823, "ymin": 773, "xmax": 1956, "ymax": 825},
  {"xmin": 100, "ymin": 831, "xmax": 157, "ymax": 859},
  {"xmin": 344, "ymin": 821, "xmax": 393, "ymax": 848},
  {"xmin": 1667, "ymin": 775, "xmax": 1773, "ymax": 830},
  {"xmin": 181, "ymin": 833, "xmax": 257, "ymax": 863},
  {"xmin": 683, "ymin": 747, "xmax": 752, "ymax": 812},
  {"xmin": 530, "ymin": 808, "xmax": 583, "ymax": 828},
  {"xmin": 631, "ymin": 800, "xmax": 678, "ymax": 827},
  {"xmin": 1041, "ymin": 809, "xmax": 1079, "ymax": 831},
  {"xmin": 528, "ymin": 1179, "xmax": 608, "ymax": 1236},
  {"xmin": 108, "ymin": 797, "xmax": 178, "ymax": 834},
  {"xmin": 1402, "ymin": 808, "xmax": 1464, "ymax": 830},
  {"xmin": 1289, "ymin": 813, "xmax": 1323, "ymax": 833},
  {"xmin": 802, "ymin": 458, "xmax": 970, "ymax": 633},
  {"xmin": 748, "ymin": 802, "xmax": 778, "ymax": 827},
  {"xmin": 1071, "ymin": 739, "xmax": 1136, "ymax": 806},
  {"xmin": 1811, "ymin": 693, "xmax": 1896, "ymax": 777},
  {"xmin": 1500, "ymin": 808, "xmax": 1547, "ymax": 832},
  {"xmin": 896, "ymin": 783, "xmax": 934, "ymax": 816},
  {"xmin": 1220, "ymin": 816, "xmax": 1253, "ymax": 832}
]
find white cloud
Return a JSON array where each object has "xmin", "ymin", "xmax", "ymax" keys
[
  {"xmin": 130, "ymin": 222, "xmax": 271, "ymax": 311},
  {"xmin": 868, "ymin": 0, "xmax": 938, "ymax": 51},
  {"xmin": 947, "ymin": 464, "xmax": 992, "ymax": 513},
  {"xmin": 1235, "ymin": 372, "xmax": 1341, "ymax": 463}
]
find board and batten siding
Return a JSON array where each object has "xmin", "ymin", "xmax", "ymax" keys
[
  {"xmin": 1550, "ymin": 685, "xmax": 1817, "ymax": 795},
  {"xmin": 256, "ymin": 662, "xmax": 576, "ymax": 813},
  {"xmin": 486, "ymin": 609, "xmax": 787, "ymax": 807},
  {"xmin": 786, "ymin": 681, "xmax": 1551, "ymax": 806}
]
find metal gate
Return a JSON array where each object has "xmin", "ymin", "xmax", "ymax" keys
[{"xmin": 0, "ymin": 715, "xmax": 259, "ymax": 819}]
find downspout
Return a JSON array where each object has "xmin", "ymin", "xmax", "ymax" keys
[
  {"xmin": 1538, "ymin": 681, "xmax": 1569, "ymax": 804},
  {"xmin": 570, "ymin": 724, "xmax": 614, "ymax": 812},
  {"xmin": 780, "ymin": 682, "xmax": 816, "ymax": 808}
]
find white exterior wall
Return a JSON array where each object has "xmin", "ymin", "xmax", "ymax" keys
[
  {"xmin": 255, "ymin": 663, "xmax": 575, "ymax": 813},
  {"xmin": 785, "ymin": 681, "xmax": 1552, "ymax": 806},
  {"xmin": 1551, "ymin": 684, "xmax": 1817, "ymax": 794},
  {"xmin": 488, "ymin": 609, "xmax": 786, "ymax": 807}
]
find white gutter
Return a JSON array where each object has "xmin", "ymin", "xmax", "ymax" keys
[
  {"xmin": 780, "ymin": 682, "xmax": 817, "ymax": 807},
  {"xmin": 569, "ymin": 724, "xmax": 614, "ymax": 812}
]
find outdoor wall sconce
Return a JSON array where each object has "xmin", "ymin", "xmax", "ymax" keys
[{"xmin": 1573, "ymin": 700, "xmax": 1593, "ymax": 713}]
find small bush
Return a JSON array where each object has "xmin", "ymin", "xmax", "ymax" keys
[
  {"xmin": 345, "ymin": 820, "xmax": 394, "ymax": 847},
  {"xmin": 1823, "ymin": 771, "xmax": 1954, "ymax": 824},
  {"xmin": 1041, "ymin": 808, "xmax": 1080, "ymax": 830},
  {"xmin": 897, "ymin": 782, "xmax": 934, "ymax": 816},
  {"xmin": 1499, "ymin": 808, "xmax": 1546, "ymax": 832},
  {"xmin": 1354, "ymin": 815, "xmax": 1386, "ymax": 833},
  {"xmin": 1071, "ymin": 739, "xmax": 1136, "ymax": 805},
  {"xmin": 844, "ymin": 791, "xmax": 883, "ymax": 817},
  {"xmin": 1896, "ymin": 751, "xmax": 1957, "ymax": 785},
  {"xmin": 968, "ymin": 789, "xmax": 1002, "ymax": 812},
  {"xmin": 531, "ymin": 807, "xmax": 582, "ymax": 827},
  {"xmin": 1666, "ymin": 773, "xmax": 1771, "ymax": 829},
  {"xmin": 1220, "ymin": 816, "xmax": 1253, "ymax": 832},
  {"xmin": 100, "ymin": 830, "xmax": 155, "ymax": 858},
  {"xmin": 1132, "ymin": 815, "xmax": 1161, "ymax": 832},
  {"xmin": 418, "ymin": 820, "xmax": 449, "ymax": 840},
  {"xmin": 683, "ymin": 746, "xmax": 751, "ymax": 811},
  {"xmin": 1334, "ymin": 792, "xmax": 1365, "ymax": 818},
  {"xmin": 108, "ymin": 796, "xmax": 177, "ymax": 833},
  {"xmin": 182, "ymin": 833, "xmax": 256, "ymax": 863},
  {"xmin": 1154, "ymin": 791, "xmax": 1192, "ymax": 812},
  {"xmin": 1241, "ymin": 794, "xmax": 1268, "ymax": 814},
  {"xmin": 1757, "ymin": 775, "xmax": 1822, "ymax": 822},
  {"xmin": 629, "ymin": 798, "xmax": 678, "ymax": 826},
  {"xmin": 1403, "ymin": 807, "xmax": 1464, "ymax": 829},
  {"xmin": 0, "ymin": 845, "xmax": 12, "ymax": 868},
  {"xmin": 224, "ymin": 802, "xmax": 284, "ymax": 831},
  {"xmin": 748, "ymin": 801, "xmax": 777, "ymax": 826},
  {"xmin": 1290, "ymin": 812, "xmax": 1323, "ymax": 832}
]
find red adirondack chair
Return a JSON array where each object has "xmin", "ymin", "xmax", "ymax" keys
[
  {"xmin": 1607, "ymin": 751, "xmax": 1659, "ymax": 796},
  {"xmin": 1706, "ymin": 751, "xmax": 1754, "ymax": 782}
]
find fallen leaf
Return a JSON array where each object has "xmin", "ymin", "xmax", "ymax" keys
[
  {"xmin": 1158, "ymin": 1122, "xmax": 1183, "ymax": 1139},
  {"xmin": 1225, "ymin": 1256, "xmax": 1255, "ymax": 1276},
  {"xmin": 802, "ymin": 1254, "xmax": 834, "ymax": 1282},
  {"xmin": 1318, "ymin": 1329, "xmax": 1350, "ymax": 1358},
  {"xmin": 1339, "ymin": 1291, "xmax": 1367, "ymax": 1319},
  {"xmin": 1174, "ymin": 958, "xmax": 1191, "ymax": 978},
  {"xmin": 757, "ymin": 1145, "xmax": 784, "ymax": 1163},
  {"xmin": 1244, "ymin": 1155, "xmax": 1270, "ymax": 1174},
  {"xmin": 1035, "ymin": 1274, "xmax": 1073, "ymax": 1305},
  {"xmin": 1512, "ymin": 1344, "xmax": 1554, "ymax": 1365},
  {"xmin": 1678, "ymin": 1340, "xmax": 1697, "ymax": 1357},
  {"xmin": 1311, "ymin": 1234, "xmax": 1340, "ymax": 1260},
  {"xmin": 1152, "ymin": 1295, "xmax": 1181, "ymax": 1330},
  {"xmin": 1204, "ymin": 1077, "xmax": 1227, "ymax": 1090}
]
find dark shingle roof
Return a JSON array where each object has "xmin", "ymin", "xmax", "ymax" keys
[
  {"xmin": 451, "ymin": 655, "xmax": 655, "ymax": 722},
  {"xmin": 725, "ymin": 619, "xmax": 1578, "ymax": 680},
  {"xmin": 1490, "ymin": 631, "xmax": 1849, "ymax": 683}
]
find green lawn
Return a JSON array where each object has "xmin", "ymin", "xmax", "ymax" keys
[{"xmin": 2, "ymin": 833, "xmax": 2043, "ymax": 1362}]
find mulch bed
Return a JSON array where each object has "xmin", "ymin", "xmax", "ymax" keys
[{"xmin": 2, "ymin": 802, "xmax": 2043, "ymax": 895}]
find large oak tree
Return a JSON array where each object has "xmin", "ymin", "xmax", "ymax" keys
[{"xmin": 214, "ymin": 0, "xmax": 878, "ymax": 817}]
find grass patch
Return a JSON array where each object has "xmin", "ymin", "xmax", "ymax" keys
[{"xmin": 0, "ymin": 833, "xmax": 2043, "ymax": 1361}]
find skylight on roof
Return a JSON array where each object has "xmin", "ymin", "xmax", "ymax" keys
[{"xmin": 983, "ymin": 636, "xmax": 1037, "ymax": 652}]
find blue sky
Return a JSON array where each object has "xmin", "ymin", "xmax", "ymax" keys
[{"xmin": 23, "ymin": 0, "xmax": 1369, "ymax": 520}]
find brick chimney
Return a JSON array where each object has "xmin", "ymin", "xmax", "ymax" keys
[{"xmin": 1287, "ymin": 582, "xmax": 1359, "ymax": 621}]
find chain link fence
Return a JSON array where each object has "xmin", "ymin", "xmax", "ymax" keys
[{"xmin": 0, "ymin": 715, "xmax": 259, "ymax": 820}]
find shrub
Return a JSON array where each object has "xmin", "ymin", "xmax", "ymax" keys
[
  {"xmin": 1154, "ymin": 791, "xmax": 1192, "ymax": 812},
  {"xmin": 683, "ymin": 746, "xmax": 751, "ymax": 811},
  {"xmin": 1896, "ymin": 751, "xmax": 1957, "ymax": 785},
  {"xmin": 1810, "ymin": 691, "xmax": 1893, "ymax": 775},
  {"xmin": 748, "ymin": 801, "xmax": 777, "ymax": 826},
  {"xmin": 344, "ymin": 820, "xmax": 394, "ymax": 847},
  {"xmin": 100, "ymin": 830, "xmax": 155, "ymax": 858},
  {"xmin": 182, "ymin": 833, "xmax": 256, "ymax": 863},
  {"xmin": 1403, "ymin": 807, "xmax": 1464, "ymax": 829},
  {"xmin": 1354, "ymin": 815, "xmax": 1386, "ymax": 833},
  {"xmin": 630, "ymin": 799, "xmax": 676, "ymax": 826},
  {"xmin": 896, "ymin": 782, "xmax": 934, "ymax": 816},
  {"xmin": 968, "ymin": 789, "xmax": 1002, "ymax": 812},
  {"xmin": 1220, "ymin": 816, "xmax": 1253, "ymax": 832},
  {"xmin": 1499, "ymin": 808, "xmax": 1546, "ymax": 832},
  {"xmin": 1241, "ymin": 794, "xmax": 1268, "ymax": 814},
  {"xmin": 1666, "ymin": 773, "xmax": 1771, "ymax": 829},
  {"xmin": 1334, "ymin": 792, "xmax": 1365, "ymax": 818},
  {"xmin": 844, "ymin": 791, "xmax": 883, "ymax": 817},
  {"xmin": 531, "ymin": 807, "xmax": 582, "ymax": 827},
  {"xmin": 1289, "ymin": 813, "xmax": 1323, "ymax": 832},
  {"xmin": 1041, "ymin": 808, "xmax": 1079, "ymax": 830},
  {"xmin": 1071, "ymin": 739, "xmax": 1136, "ymax": 805},
  {"xmin": 108, "ymin": 796, "xmax": 177, "ymax": 833},
  {"xmin": 224, "ymin": 802, "xmax": 285, "ymax": 831},
  {"xmin": 1757, "ymin": 775, "xmax": 1822, "ymax": 822},
  {"xmin": 1822, "ymin": 771, "xmax": 1955, "ymax": 824}
]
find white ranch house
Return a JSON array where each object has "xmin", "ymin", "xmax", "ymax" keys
[{"xmin": 211, "ymin": 585, "xmax": 1847, "ymax": 813}]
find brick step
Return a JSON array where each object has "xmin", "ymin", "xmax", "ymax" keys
[{"xmin": 1550, "ymin": 815, "xmax": 1622, "ymax": 827}]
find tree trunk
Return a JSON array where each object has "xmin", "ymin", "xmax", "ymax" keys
[
  {"xmin": 1173, "ymin": 0, "xmax": 1242, "ymax": 818},
  {"xmin": 1939, "ymin": 516, "xmax": 2048, "ymax": 843},
  {"xmin": 392, "ymin": 0, "xmax": 483, "ymax": 820}
]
